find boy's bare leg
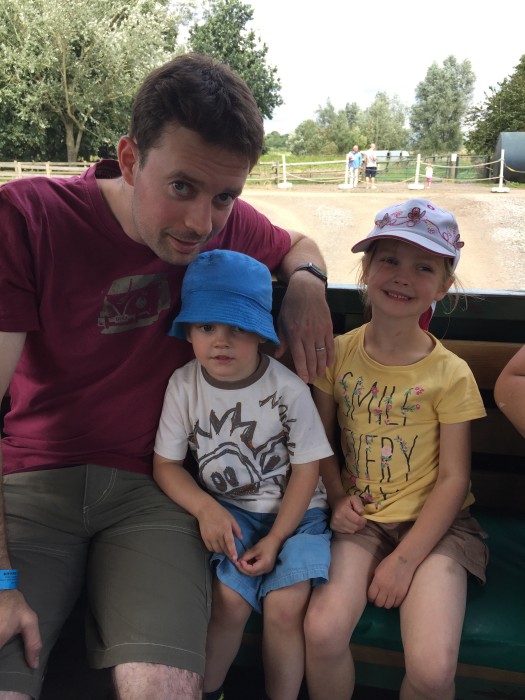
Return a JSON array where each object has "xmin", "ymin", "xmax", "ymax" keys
[
  {"xmin": 203, "ymin": 579, "xmax": 252, "ymax": 694},
  {"xmin": 262, "ymin": 581, "xmax": 311, "ymax": 700}
]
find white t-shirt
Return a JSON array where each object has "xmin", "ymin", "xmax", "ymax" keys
[{"xmin": 155, "ymin": 354, "xmax": 333, "ymax": 514}]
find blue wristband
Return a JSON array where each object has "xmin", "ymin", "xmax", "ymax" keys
[{"xmin": 0, "ymin": 569, "xmax": 18, "ymax": 590}]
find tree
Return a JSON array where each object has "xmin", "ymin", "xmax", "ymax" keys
[
  {"xmin": 288, "ymin": 120, "xmax": 326, "ymax": 156},
  {"xmin": 0, "ymin": 0, "xmax": 183, "ymax": 162},
  {"xmin": 465, "ymin": 55, "xmax": 525, "ymax": 155},
  {"xmin": 359, "ymin": 92, "xmax": 409, "ymax": 149},
  {"xmin": 188, "ymin": 0, "xmax": 282, "ymax": 119},
  {"xmin": 264, "ymin": 131, "xmax": 289, "ymax": 152},
  {"xmin": 410, "ymin": 56, "xmax": 475, "ymax": 152}
]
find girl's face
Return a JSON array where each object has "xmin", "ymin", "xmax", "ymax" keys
[
  {"xmin": 186, "ymin": 322, "xmax": 263, "ymax": 382},
  {"xmin": 364, "ymin": 239, "xmax": 453, "ymax": 321}
]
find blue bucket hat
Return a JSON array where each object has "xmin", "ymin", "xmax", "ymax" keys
[
  {"xmin": 351, "ymin": 198, "xmax": 464, "ymax": 270},
  {"xmin": 169, "ymin": 250, "xmax": 279, "ymax": 344}
]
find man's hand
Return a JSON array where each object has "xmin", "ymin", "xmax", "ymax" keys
[
  {"xmin": 0, "ymin": 590, "xmax": 41, "ymax": 669},
  {"xmin": 274, "ymin": 274, "xmax": 334, "ymax": 383},
  {"xmin": 197, "ymin": 502, "xmax": 242, "ymax": 563}
]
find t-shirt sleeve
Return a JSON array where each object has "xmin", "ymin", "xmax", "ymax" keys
[
  {"xmin": 286, "ymin": 379, "xmax": 333, "ymax": 464},
  {"xmin": 205, "ymin": 198, "xmax": 291, "ymax": 271},
  {"xmin": 0, "ymin": 191, "xmax": 40, "ymax": 331},
  {"xmin": 437, "ymin": 356, "xmax": 487, "ymax": 424},
  {"xmin": 154, "ymin": 372, "xmax": 191, "ymax": 461}
]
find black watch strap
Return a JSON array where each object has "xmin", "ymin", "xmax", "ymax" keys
[{"xmin": 292, "ymin": 262, "xmax": 328, "ymax": 287}]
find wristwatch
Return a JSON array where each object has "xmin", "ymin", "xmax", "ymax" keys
[{"xmin": 292, "ymin": 262, "xmax": 328, "ymax": 288}]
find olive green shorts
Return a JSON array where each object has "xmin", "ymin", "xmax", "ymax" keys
[{"xmin": 0, "ymin": 465, "xmax": 211, "ymax": 698}]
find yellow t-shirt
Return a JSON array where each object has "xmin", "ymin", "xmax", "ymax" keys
[{"xmin": 315, "ymin": 324, "xmax": 486, "ymax": 522}]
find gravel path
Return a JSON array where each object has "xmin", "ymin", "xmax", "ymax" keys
[{"xmin": 242, "ymin": 183, "xmax": 525, "ymax": 292}]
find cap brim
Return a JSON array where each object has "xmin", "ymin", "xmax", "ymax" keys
[{"xmin": 351, "ymin": 231, "xmax": 459, "ymax": 268}]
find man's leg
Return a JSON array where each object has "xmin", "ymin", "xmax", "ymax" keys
[
  {"xmin": 85, "ymin": 467, "xmax": 211, "ymax": 700},
  {"xmin": 0, "ymin": 468, "xmax": 92, "ymax": 699}
]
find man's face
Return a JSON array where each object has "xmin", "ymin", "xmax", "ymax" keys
[{"xmin": 120, "ymin": 126, "xmax": 250, "ymax": 265}]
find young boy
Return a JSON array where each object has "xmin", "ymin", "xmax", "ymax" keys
[{"xmin": 153, "ymin": 250, "xmax": 333, "ymax": 700}]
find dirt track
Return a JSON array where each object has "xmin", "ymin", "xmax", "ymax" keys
[{"xmin": 242, "ymin": 183, "xmax": 525, "ymax": 291}]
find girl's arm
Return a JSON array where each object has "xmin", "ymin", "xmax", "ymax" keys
[
  {"xmin": 237, "ymin": 460, "xmax": 319, "ymax": 576},
  {"xmin": 153, "ymin": 453, "xmax": 242, "ymax": 562},
  {"xmin": 494, "ymin": 344, "xmax": 525, "ymax": 437},
  {"xmin": 313, "ymin": 387, "xmax": 366, "ymax": 533},
  {"xmin": 368, "ymin": 420, "xmax": 471, "ymax": 608}
]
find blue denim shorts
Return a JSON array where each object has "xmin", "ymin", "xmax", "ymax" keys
[{"xmin": 211, "ymin": 503, "xmax": 331, "ymax": 613}]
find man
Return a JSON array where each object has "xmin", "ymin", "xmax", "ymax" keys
[
  {"xmin": 364, "ymin": 143, "xmax": 378, "ymax": 189},
  {"xmin": 0, "ymin": 53, "xmax": 333, "ymax": 700},
  {"xmin": 347, "ymin": 145, "xmax": 362, "ymax": 188}
]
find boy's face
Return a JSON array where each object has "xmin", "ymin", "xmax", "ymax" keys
[{"xmin": 186, "ymin": 323, "xmax": 264, "ymax": 382}]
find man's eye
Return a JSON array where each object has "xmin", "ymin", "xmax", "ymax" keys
[
  {"xmin": 216, "ymin": 193, "xmax": 234, "ymax": 205},
  {"xmin": 172, "ymin": 181, "xmax": 188, "ymax": 194}
]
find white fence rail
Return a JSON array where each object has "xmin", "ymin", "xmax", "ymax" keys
[{"xmin": 0, "ymin": 161, "xmax": 90, "ymax": 181}]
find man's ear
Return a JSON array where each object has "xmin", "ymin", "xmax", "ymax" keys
[{"xmin": 118, "ymin": 136, "xmax": 140, "ymax": 187}]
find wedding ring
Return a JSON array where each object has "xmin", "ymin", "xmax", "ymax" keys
[{"xmin": 315, "ymin": 346, "xmax": 326, "ymax": 352}]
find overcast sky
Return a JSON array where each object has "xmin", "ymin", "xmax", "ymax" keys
[{"xmin": 247, "ymin": 0, "xmax": 524, "ymax": 134}]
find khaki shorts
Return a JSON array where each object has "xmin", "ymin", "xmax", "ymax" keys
[
  {"xmin": 334, "ymin": 508, "xmax": 488, "ymax": 583},
  {"xmin": 0, "ymin": 465, "xmax": 211, "ymax": 698}
]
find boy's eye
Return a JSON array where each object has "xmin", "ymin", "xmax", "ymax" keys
[
  {"xmin": 198, "ymin": 323, "xmax": 214, "ymax": 332},
  {"xmin": 232, "ymin": 326, "xmax": 246, "ymax": 334}
]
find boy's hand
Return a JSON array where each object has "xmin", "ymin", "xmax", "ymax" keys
[
  {"xmin": 330, "ymin": 494, "xmax": 366, "ymax": 534},
  {"xmin": 236, "ymin": 533, "xmax": 281, "ymax": 576},
  {"xmin": 198, "ymin": 502, "xmax": 242, "ymax": 563}
]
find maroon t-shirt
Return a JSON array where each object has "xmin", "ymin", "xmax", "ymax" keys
[{"xmin": 0, "ymin": 160, "xmax": 290, "ymax": 475}]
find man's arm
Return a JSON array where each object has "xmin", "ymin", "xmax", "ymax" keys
[
  {"xmin": 494, "ymin": 344, "xmax": 525, "ymax": 437},
  {"xmin": 274, "ymin": 230, "xmax": 334, "ymax": 383},
  {"xmin": 0, "ymin": 331, "xmax": 42, "ymax": 668}
]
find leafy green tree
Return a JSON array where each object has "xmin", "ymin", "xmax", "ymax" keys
[
  {"xmin": 289, "ymin": 120, "xmax": 326, "ymax": 156},
  {"xmin": 410, "ymin": 56, "xmax": 475, "ymax": 152},
  {"xmin": 188, "ymin": 0, "xmax": 282, "ymax": 119},
  {"xmin": 0, "ymin": 0, "xmax": 183, "ymax": 162},
  {"xmin": 465, "ymin": 55, "xmax": 525, "ymax": 154},
  {"xmin": 359, "ymin": 92, "xmax": 409, "ymax": 149},
  {"xmin": 264, "ymin": 131, "xmax": 289, "ymax": 152}
]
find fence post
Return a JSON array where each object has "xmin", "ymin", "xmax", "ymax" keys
[
  {"xmin": 14, "ymin": 161, "xmax": 22, "ymax": 178},
  {"xmin": 408, "ymin": 154, "xmax": 424, "ymax": 190},
  {"xmin": 338, "ymin": 152, "xmax": 352, "ymax": 190},
  {"xmin": 277, "ymin": 154, "xmax": 292, "ymax": 189},
  {"xmin": 491, "ymin": 148, "xmax": 510, "ymax": 193}
]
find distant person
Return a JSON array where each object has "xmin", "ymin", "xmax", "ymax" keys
[
  {"xmin": 153, "ymin": 250, "xmax": 333, "ymax": 700},
  {"xmin": 364, "ymin": 143, "xmax": 378, "ymax": 189},
  {"xmin": 425, "ymin": 163, "xmax": 434, "ymax": 188},
  {"xmin": 495, "ymin": 344, "xmax": 525, "ymax": 437},
  {"xmin": 305, "ymin": 198, "xmax": 488, "ymax": 700},
  {"xmin": 347, "ymin": 145, "xmax": 362, "ymax": 188}
]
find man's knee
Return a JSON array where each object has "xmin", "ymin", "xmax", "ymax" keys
[{"xmin": 113, "ymin": 662, "xmax": 202, "ymax": 700}]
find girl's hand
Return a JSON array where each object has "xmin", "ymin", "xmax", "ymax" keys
[
  {"xmin": 236, "ymin": 533, "xmax": 281, "ymax": 576},
  {"xmin": 330, "ymin": 494, "xmax": 367, "ymax": 534},
  {"xmin": 198, "ymin": 502, "xmax": 242, "ymax": 563},
  {"xmin": 367, "ymin": 551, "xmax": 417, "ymax": 608}
]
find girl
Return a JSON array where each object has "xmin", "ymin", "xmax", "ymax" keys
[{"xmin": 305, "ymin": 198, "xmax": 488, "ymax": 700}]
